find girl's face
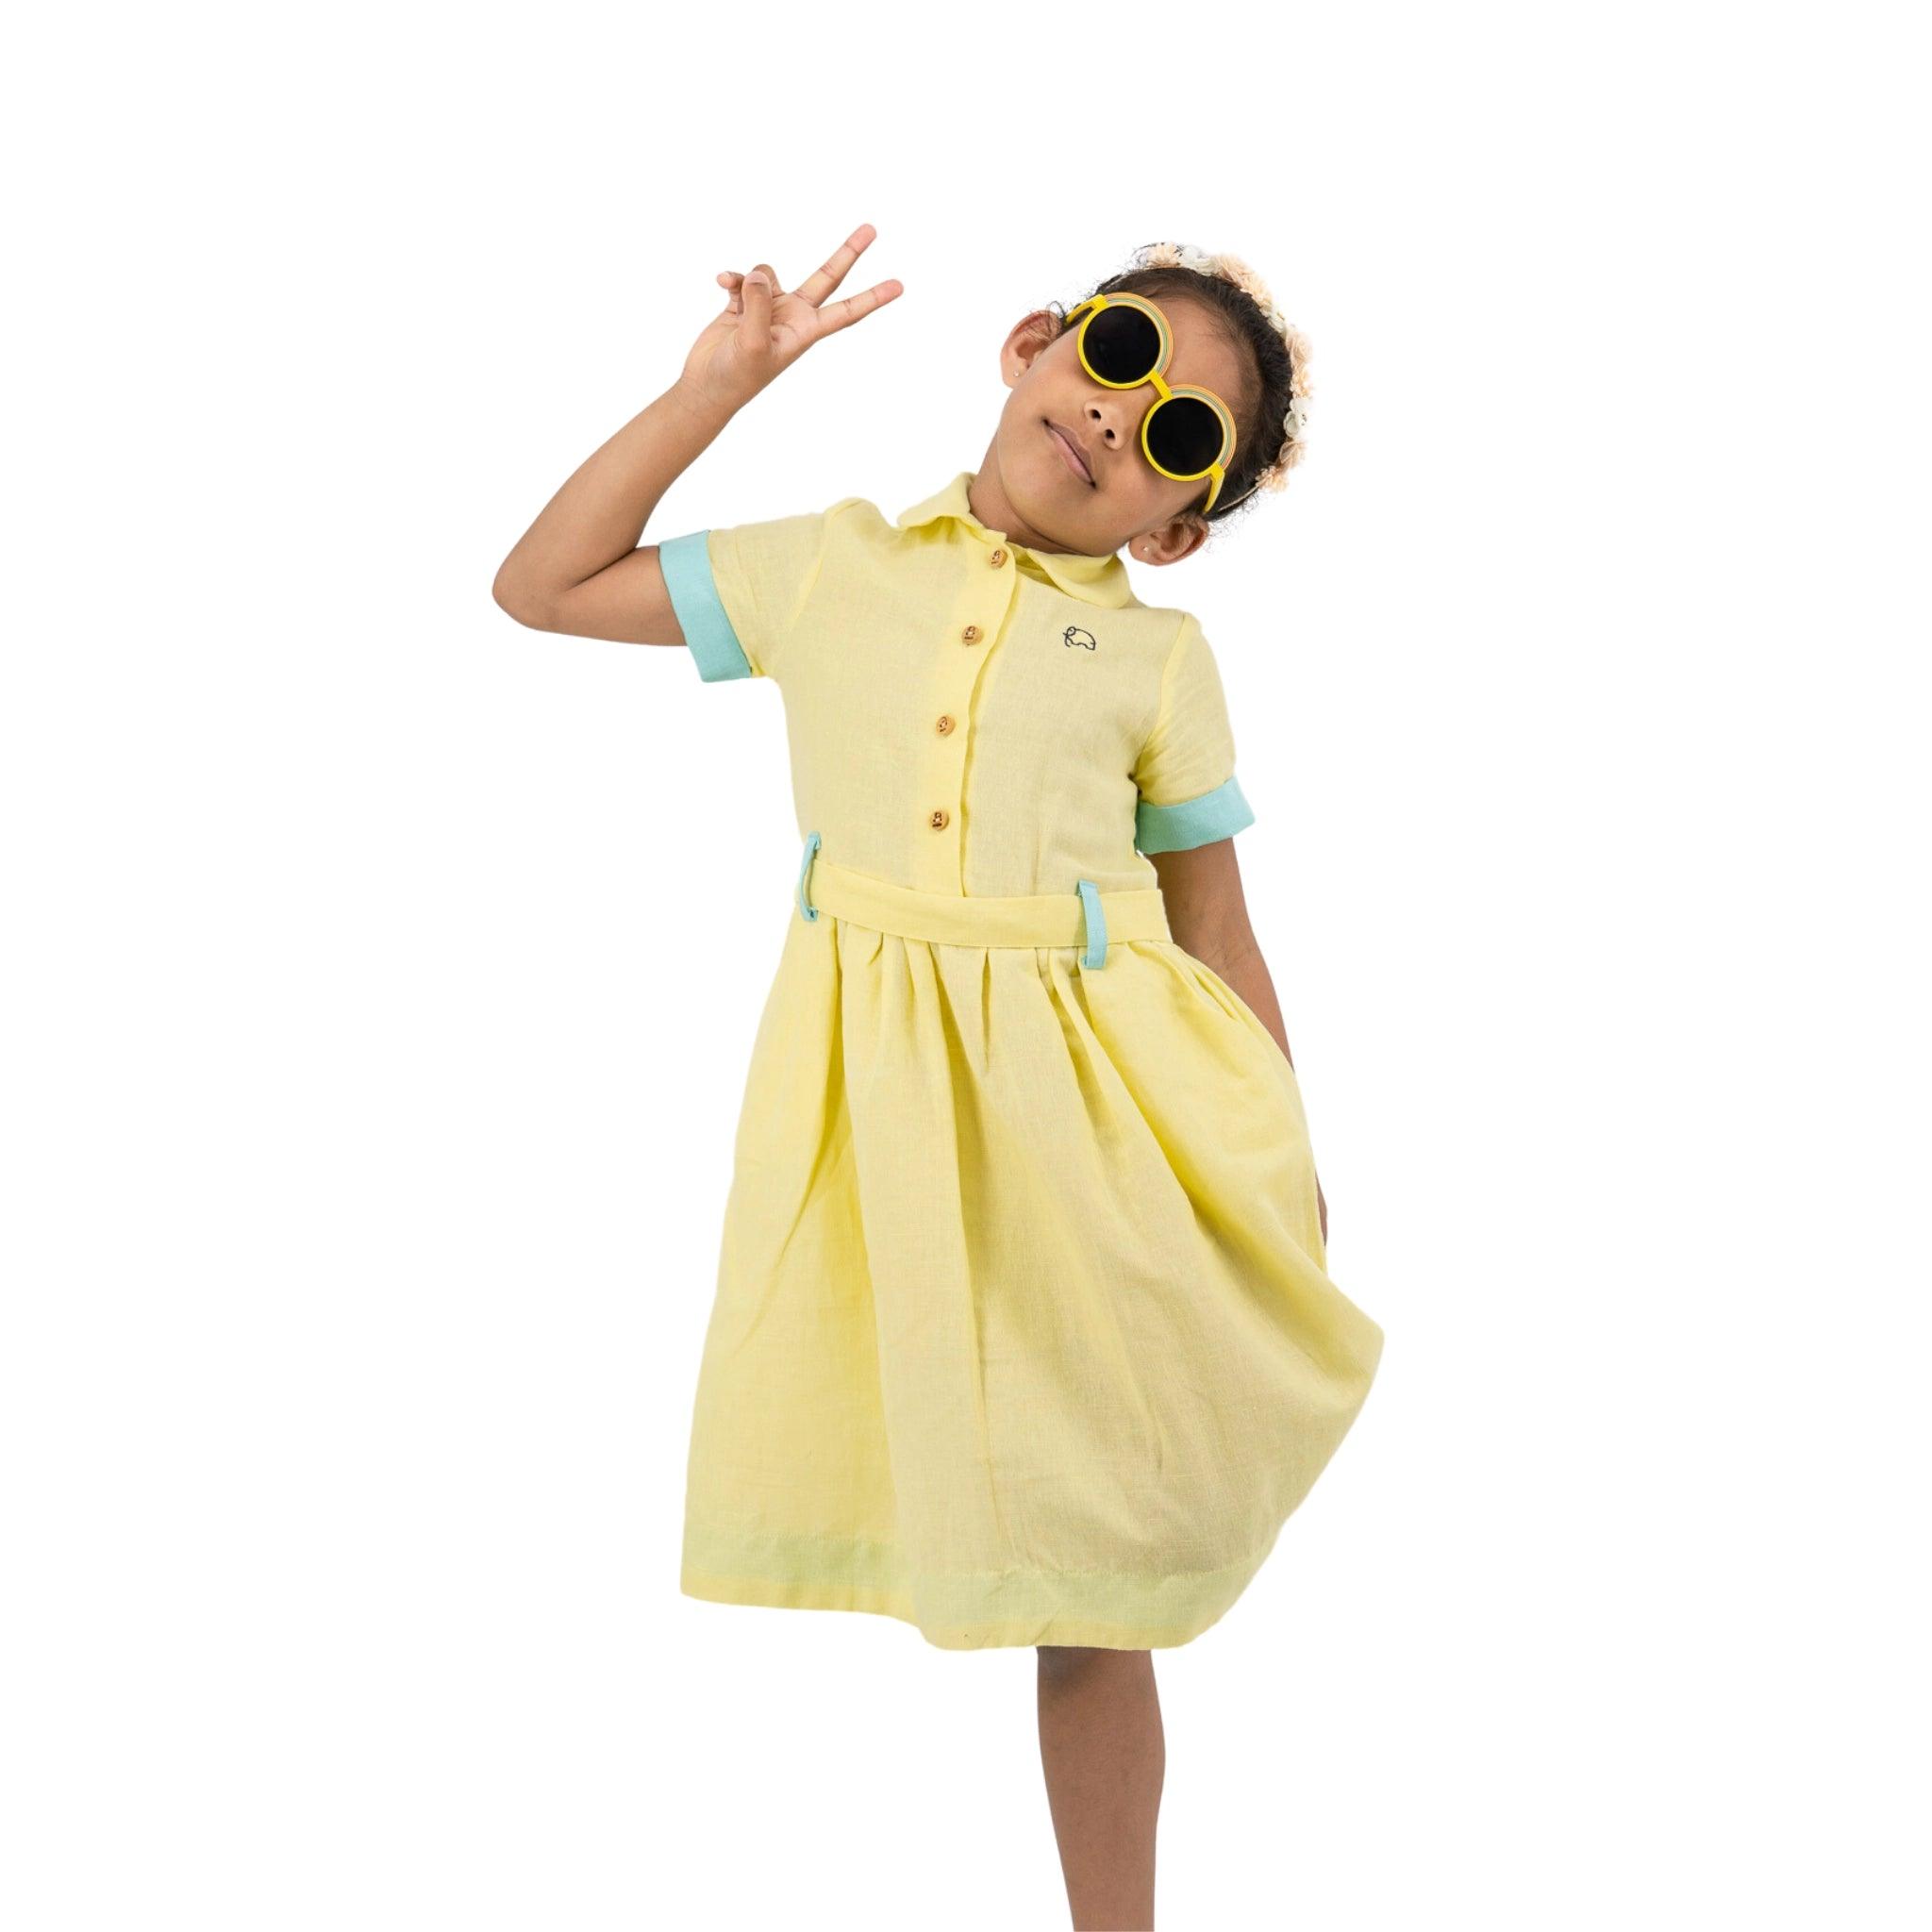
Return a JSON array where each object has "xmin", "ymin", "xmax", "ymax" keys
[{"xmin": 977, "ymin": 293, "xmax": 1255, "ymax": 566}]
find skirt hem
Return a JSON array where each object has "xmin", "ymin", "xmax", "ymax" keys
[{"xmin": 678, "ymin": 1518, "xmax": 1286, "ymax": 1652}]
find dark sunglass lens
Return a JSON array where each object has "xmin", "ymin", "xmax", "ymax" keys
[
  {"xmin": 1146, "ymin": 396, "xmax": 1225, "ymax": 476},
  {"xmin": 1083, "ymin": 305, "xmax": 1162, "ymax": 385}
]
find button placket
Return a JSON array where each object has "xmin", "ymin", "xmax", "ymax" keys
[{"xmin": 916, "ymin": 546, "xmax": 1016, "ymax": 893}]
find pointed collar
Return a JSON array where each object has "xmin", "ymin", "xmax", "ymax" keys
[{"xmin": 893, "ymin": 470, "xmax": 1136, "ymax": 610}]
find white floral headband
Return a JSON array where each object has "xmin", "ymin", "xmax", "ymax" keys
[{"xmin": 1128, "ymin": 241, "xmax": 1313, "ymax": 503}]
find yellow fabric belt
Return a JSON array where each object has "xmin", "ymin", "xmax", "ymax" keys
[{"xmin": 794, "ymin": 835, "xmax": 1170, "ymax": 967}]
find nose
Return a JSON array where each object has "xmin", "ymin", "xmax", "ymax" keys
[{"xmin": 1085, "ymin": 386, "xmax": 1152, "ymax": 458}]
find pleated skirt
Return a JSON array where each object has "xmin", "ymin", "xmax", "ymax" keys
[{"xmin": 679, "ymin": 853, "xmax": 1385, "ymax": 1651}]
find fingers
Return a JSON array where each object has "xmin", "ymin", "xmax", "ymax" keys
[
  {"xmin": 794, "ymin": 223, "xmax": 879, "ymax": 308},
  {"xmin": 718, "ymin": 262, "xmax": 781, "ymax": 315},
  {"xmin": 714, "ymin": 241, "xmax": 901, "ymax": 341},
  {"xmin": 812, "ymin": 278, "xmax": 904, "ymax": 337}
]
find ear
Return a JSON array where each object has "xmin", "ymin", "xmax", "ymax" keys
[
  {"xmin": 1130, "ymin": 514, "xmax": 1211, "ymax": 566},
  {"xmin": 1002, "ymin": 308, "xmax": 1060, "ymax": 387}
]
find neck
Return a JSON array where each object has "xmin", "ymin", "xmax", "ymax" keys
[{"xmin": 967, "ymin": 447, "xmax": 1080, "ymax": 556}]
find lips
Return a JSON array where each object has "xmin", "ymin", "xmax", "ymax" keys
[{"xmin": 1046, "ymin": 419, "xmax": 1094, "ymax": 484}]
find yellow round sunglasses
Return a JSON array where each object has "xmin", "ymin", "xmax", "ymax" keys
[{"xmin": 1064, "ymin": 291, "xmax": 1239, "ymax": 512}]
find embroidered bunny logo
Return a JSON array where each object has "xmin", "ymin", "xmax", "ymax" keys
[{"xmin": 1062, "ymin": 625, "xmax": 1098, "ymax": 652}]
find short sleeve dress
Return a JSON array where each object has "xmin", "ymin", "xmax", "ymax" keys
[{"xmin": 654, "ymin": 469, "xmax": 1385, "ymax": 1652}]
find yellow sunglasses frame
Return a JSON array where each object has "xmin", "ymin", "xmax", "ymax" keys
[{"xmin": 1064, "ymin": 292, "xmax": 1238, "ymax": 513}]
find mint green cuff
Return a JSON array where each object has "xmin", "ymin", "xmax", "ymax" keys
[
  {"xmin": 1134, "ymin": 774, "xmax": 1255, "ymax": 854},
  {"xmin": 658, "ymin": 530, "xmax": 754, "ymax": 681}
]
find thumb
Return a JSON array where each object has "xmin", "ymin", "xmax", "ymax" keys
[{"xmin": 739, "ymin": 263, "xmax": 775, "ymax": 336}]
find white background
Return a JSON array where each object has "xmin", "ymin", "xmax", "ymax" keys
[{"xmin": 5, "ymin": 4, "xmax": 1926, "ymax": 1926}]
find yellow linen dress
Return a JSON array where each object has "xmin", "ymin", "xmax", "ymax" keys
[{"xmin": 655, "ymin": 469, "xmax": 1384, "ymax": 1652}]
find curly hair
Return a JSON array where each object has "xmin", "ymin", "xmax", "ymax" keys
[{"xmin": 1048, "ymin": 241, "xmax": 1313, "ymax": 523}]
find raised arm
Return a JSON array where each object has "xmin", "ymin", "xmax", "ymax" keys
[{"xmin": 490, "ymin": 225, "xmax": 901, "ymax": 646}]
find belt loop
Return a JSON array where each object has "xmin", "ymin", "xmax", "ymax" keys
[
  {"xmin": 796, "ymin": 830, "xmax": 822, "ymax": 922},
  {"xmin": 1076, "ymin": 878, "xmax": 1107, "ymax": 968}
]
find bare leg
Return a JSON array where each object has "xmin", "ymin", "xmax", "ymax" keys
[{"xmin": 1036, "ymin": 1644, "xmax": 1165, "ymax": 1930}]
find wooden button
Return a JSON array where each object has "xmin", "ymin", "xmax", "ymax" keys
[
  {"xmin": 989, "ymin": 547, "xmax": 1008, "ymax": 567},
  {"xmin": 929, "ymin": 807, "xmax": 950, "ymax": 830},
  {"xmin": 935, "ymin": 714, "xmax": 955, "ymax": 734},
  {"xmin": 960, "ymin": 624, "xmax": 982, "ymax": 643}
]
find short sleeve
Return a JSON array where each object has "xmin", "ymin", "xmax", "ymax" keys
[
  {"xmin": 655, "ymin": 508, "xmax": 831, "ymax": 683},
  {"xmin": 1130, "ymin": 613, "xmax": 1257, "ymax": 854}
]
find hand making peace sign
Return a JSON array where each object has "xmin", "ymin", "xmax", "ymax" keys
[{"xmin": 682, "ymin": 223, "xmax": 903, "ymax": 414}]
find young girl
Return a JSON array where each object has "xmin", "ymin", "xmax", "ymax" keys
[{"xmin": 493, "ymin": 226, "xmax": 1384, "ymax": 1929}]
